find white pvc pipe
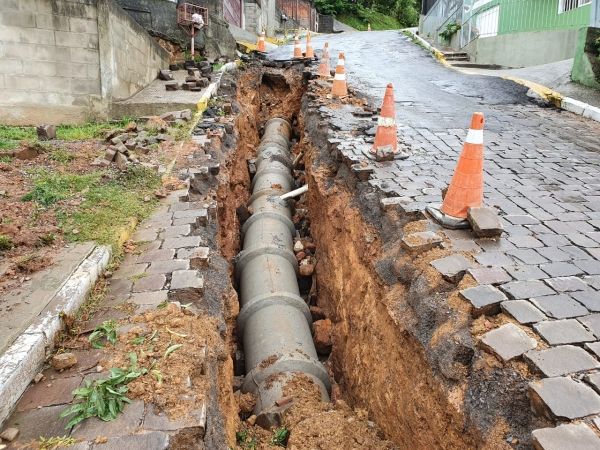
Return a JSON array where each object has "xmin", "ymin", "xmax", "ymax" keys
[{"xmin": 280, "ymin": 184, "xmax": 308, "ymax": 200}]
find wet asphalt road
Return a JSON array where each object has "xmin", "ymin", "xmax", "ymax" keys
[{"xmin": 268, "ymin": 30, "xmax": 538, "ymax": 132}]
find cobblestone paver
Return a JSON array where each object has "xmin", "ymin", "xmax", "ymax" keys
[{"xmin": 314, "ymin": 31, "xmax": 600, "ymax": 448}]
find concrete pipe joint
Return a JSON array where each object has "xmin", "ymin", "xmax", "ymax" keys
[{"xmin": 236, "ymin": 118, "xmax": 330, "ymax": 414}]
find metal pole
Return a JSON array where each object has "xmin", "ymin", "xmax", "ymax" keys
[{"xmin": 191, "ymin": 25, "xmax": 195, "ymax": 57}]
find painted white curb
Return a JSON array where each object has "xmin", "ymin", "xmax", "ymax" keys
[
  {"xmin": 0, "ymin": 244, "xmax": 111, "ymax": 426},
  {"xmin": 562, "ymin": 97, "xmax": 600, "ymax": 123}
]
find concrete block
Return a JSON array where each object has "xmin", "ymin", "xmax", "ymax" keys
[
  {"xmin": 530, "ymin": 294, "xmax": 589, "ymax": 319},
  {"xmin": 35, "ymin": 13, "xmax": 70, "ymax": 31},
  {"xmin": 69, "ymin": 47, "xmax": 99, "ymax": 64},
  {"xmin": 583, "ymin": 105, "xmax": 600, "ymax": 123},
  {"xmin": 55, "ymin": 30, "xmax": 98, "ymax": 49},
  {"xmin": 480, "ymin": 323, "xmax": 537, "ymax": 361},
  {"xmin": 561, "ymin": 97, "xmax": 587, "ymax": 115},
  {"xmin": 0, "ymin": 11, "xmax": 36, "ymax": 28},
  {"xmin": 500, "ymin": 280, "xmax": 555, "ymax": 299},
  {"xmin": 525, "ymin": 345, "xmax": 600, "ymax": 377},
  {"xmin": 579, "ymin": 313, "xmax": 600, "ymax": 337},
  {"xmin": 162, "ymin": 236, "xmax": 202, "ymax": 249},
  {"xmin": 170, "ymin": 270, "xmax": 204, "ymax": 290},
  {"xmin": 401, "ymin": 231, "xmax": 443, "ymax": 254},
  {"xmin": 4, "ymin": 75, "xmax": 39, "ymax": 91},
  {"xmin": 147, "ymin": 259, "xmax": 189, "ymax": 274},
  {"xmin": 132, "ymin": 274, "xmax": 166, "ymax": 292},
  {"xmin": 532, "ymin": 423, "xmax": 600, "ymax": 450},
  {"xmin": 69, "ymin": 17, "xmax": 98, "ymax": 34},
  {"xmin": 529, "ymin": 377, "xmax": 600, "ymax": 420}
]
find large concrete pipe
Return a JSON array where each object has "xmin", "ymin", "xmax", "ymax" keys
[{"xmin": 236, "ymin": 118, "xmax": 330, "ymax": 414}]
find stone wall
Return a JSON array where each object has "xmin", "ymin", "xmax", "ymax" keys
[
  {"xmin": 0, "ymin": 0, "xmax": 170, "ymax": 125},
  {"xmin": 0, "ymin": 0, "xmax": 103, "ymax": 125},
  {"xmin": 97, "ymin": 0, "xmax": 170, "ymax": 101}
]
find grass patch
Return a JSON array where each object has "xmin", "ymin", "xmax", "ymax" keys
[
  {"xmin": 38, "ymin": 436, "xmax": 76, "ymax": 450},
  {"xmin": 0, "ymin": 125, "xmax": 36, "ymax": 150},
  {"xmin": 49, "ymin": 148, "xmax": 75, "ymax": 164},
  {"xmin": 0, "ymin": 235, "xmax": 14, "ymax": 251},
  {"xmin": 337, "ymin": 10, "xmax": 402, "ymax": 30},
  {"xmin": 22, "ymin": 170, "xmax": 101, "ymax": 207},
  {"xmin": 60, "ymin": 166, "xmax": 160, "ymax": 248},
  {"xmin": 23, "ymin": 166, "xmax": 160, "ymax": 250},
  {"xmin": 0, "ymin": 154, "xmax": 12, "ymax": 163}
]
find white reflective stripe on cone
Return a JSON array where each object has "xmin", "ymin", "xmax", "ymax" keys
[
  {"xmin": 377, "ymin": 116, "xmax": 396, "ymax": 126},
  {"xmin": 465, "ymin": 129, "xmax": 483, "ymax": 144},
  {"xmin": 333, "ymin": 73, "xmax": 346, "ymax": 81},
  {"xmin": 338, "ymin": 59, "xmax": 345, "ymax": 66}
]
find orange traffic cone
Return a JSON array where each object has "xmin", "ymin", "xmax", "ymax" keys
[
  {"xmin": 367, "ymin": 83, "xmax": 398, "ymax": 161},
  {"xmin": 331, "ymin": 52, "xmax": 347, "ymax": 97},
  {"xmin": 305, "ymin": 32, "xmax": 314, "ymax": 58},
  {"xmin": 426, "ymin": 112, "xmax": 485, "ymax": 229},
  {"xmin": 293, "ymin": 35, "xmax": 303, "ymax": 58},
  {"xmin": 257, "ymin": 30, "xmax": 266, "ymax": 53},
  {"xmin": 318, "ymin": 42, "xmax": 330, "ymax": 77}
]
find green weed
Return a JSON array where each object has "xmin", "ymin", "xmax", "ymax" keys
[
  {"xmin": 236, "ymin": 428, "xmax": 257, "ymax": 449},
  {"xmin": 0, "ymin": 125, "xmax": 36, "ymax": 150},
  {"xmin": 0, "ymin": 234, "xmax": 13, "ymax": 251},
  {"xmin": 49, "ymin": 148, "xmax": 75, "ymax": 164},
  {"xmin": 88, "ymin": 320, "xmax": 118, "ymax": 349},
  {"xmin": 60, "ymin": 364, "xmax": 146, "ymax": 428},
  {"xmin": 270, "ymin": 427, "xmax": 290, "ymax": 447},
  {"xmin": 38, "ymin": 232, "xmax": 56, "ymax": 246},
  {"xmin": 0, "ymin": 154, "xmax": 13, "ymax": 163}
]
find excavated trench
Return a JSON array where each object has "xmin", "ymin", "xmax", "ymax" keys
[{"xmin": 215, "ymin": 61, "xmax": 521, "ymax": 449}]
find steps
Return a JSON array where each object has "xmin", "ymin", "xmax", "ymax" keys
[{"xmin": 443, "ymin": 51, "xmax": 469, "ymax": 62}]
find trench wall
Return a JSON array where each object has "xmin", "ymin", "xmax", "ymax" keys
[{"xmin": 0, "ymin": 0, "xmax": 169, "ymax": 125}]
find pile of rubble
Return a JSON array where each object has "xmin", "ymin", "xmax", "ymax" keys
[
  {"xmin": 93, "ymin": 110, "xmax": 193, "ymax": 170},
  {"xmin": 161, "ymin": 61, "xmax": 215, "ymax": 92}
]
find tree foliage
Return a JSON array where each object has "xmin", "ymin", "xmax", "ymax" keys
[{"xmin": 315, "ymin": 0, "xmax": 420, "ymax": 28}]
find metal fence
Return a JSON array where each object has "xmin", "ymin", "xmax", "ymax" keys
[{"xmin": 277, "ymin": 0, "xmax": 319, "ymax": 31}]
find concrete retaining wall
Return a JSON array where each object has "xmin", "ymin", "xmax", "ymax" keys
[
  {"xmin": 464, "ymin": 28, "xmax": 580, "ymax": 68},
  {"xmin": 0, "ymin": 0, "xmax": 169, "ymax": 125},
  {"xmin": 98, "ymin": 0, "xmax": 170, "ymax": 101},
  {"xmin": 571, "ymin": 27, "xmax": 600, "ymax": 90}
]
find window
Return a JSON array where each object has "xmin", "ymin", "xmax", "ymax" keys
[{"xmin": 559, "ymin": 0, "xmax": 591, "ymax": 14}]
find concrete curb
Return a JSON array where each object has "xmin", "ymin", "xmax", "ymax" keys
[
  {"xmin": 0, "ymin": 244, "xmax": 111, "ymax": 426},
  {"xmin": 402, "ymin": 28, "xmax": 600, "ymax": 124}
]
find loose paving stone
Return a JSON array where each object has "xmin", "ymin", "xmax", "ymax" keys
[
  {"xmin": 544, "ymin": 276, "xmax": 588, "ymax": 292},
  {"xmin": 162, "ymin": 236, "xmax": 201, "ymax": 249},
  {"xmin": 500, "ymin": 280, "xmax": 555, "ymax": 299},
  {"xmin": 532, "ymin": 423, "xmax": 600, "ymax": 450},
  {"xmin": 172, "ymin": 209, "xmax": 208, "ymax": 220},
  {"xmin": 572, "ymin": 290, "xmax": 600, "ymax": 312},
  {"xmin": 188, "ymin": 247, "xmax": 210, "ymax": 268},
  {"xmin": 88, "ymin": 431, "xmax": 169, "ymax": 450},
  {"xmin": 2, "ymin": 405, "xmax": 71, "ymax": 442},
  {"xmin": 131, "ymin": 227, "xmax": 159, "ymax": 243},
  {"xmin": 585, "ymin": 275, "xmax": 600, "ymax": 290},
  {"xmin": 468, "ymin": 267, "xmax": 512, "ymax": 285},
  {"xmin": 143, "ymin": 403, "xmax": 206, "ymax": 433},
  {"xmin": 132, "ymin": 274, "xmax": 166, "ymax": 292},
  {"xmin": 505, "ymin": 214, "xmax": 540, "ymax": 225},
  {"xmin": 162, "ymin": 224, "xmax": 191, "ymax": 238},
  {"xmin": 72, "ymin": 400, "xmax": 145, "ymax": 439},
  {"xmin": 509, "ymin": 248, "xmax": 549, "ymax": 265},
  {"xmin": 480, "ymin": 323, "xmax": 537, "ymax": 361},
  {"xmin": 525, "ymin": 345, "xmax": 600, "ymax": 377},
  {"xmin": 535, "ymin": 319, "xmax": 596, "ymax": 345},
  {"xmin": 16, "ymin": 375, "xmax": 82, "ymax": 411},
  {"xmin": 467, "ymin": 206, "xmax": 504, "ymax": 237},
  {"xmin": 129, "ymin": 290, "xmax": 168, "ymax": 306},
  {"xmin": 449, "ymin": 239, "xmax": 481, "ymax": 252},
  {"xmin": 137, "ymin": 249, "xmax": 176, "ymax": 263},
  {"xmin": 575, "ymin": 259, "xmax": 600, "ymax": 275},
  {"xmin": 505, "ymin": 265, "xmax": 548, "ymax": 281},
  {"xmin": 529, "ymin": 376, "xmax": 600, "ymax": 420},
  {"xmin": 537, "ymin": 246, "xmax": 572, "ymax": 262},
  {"xmin": 147, "ymin": 259, "xmax": 189, "ymax": 274},
  {"xmin": 430, "ymin": 254, "xmax": 473, "ymax": 283},
  {"xmin": 540, "ymin": 262, "xmax": 584, "ymax": 278},
  {"xmin": 459, "ymin": 285, "xmax": 507, "ymax": 317},
  {"xmin": 401, "ymin": 231, "xmax": 443, "ymax": 253},
  {"xmin": 530, "ymin": 294, "xmax": 589, "ymax": 319},
  {"xmin": 501, "ymin": 300, "xmax": 547, "ymax": 324},
  {"xmin": 474, "ymin": 251, "xmax": 514, "ymax": 267},
  {"xmin": 105, "ymin": 278, "xmax": 133, "ymax": 303},
  {"xmin": 112, "ymin": 263, "xmax": 148, "ymax": 280},
  {"xmin": 579, "ymin": 314, "xmax": 600, "ymax": 337},
  {"xmin": 586, "ymin": 342, "xmax": 600, "ymax": 358},
  {"xmin": 585, "ymin": 373, "xmax": 600, "ymax": 394},
  {"xmin": 170, "ymin": 270, "xmax": 204, "ymax": 290}
]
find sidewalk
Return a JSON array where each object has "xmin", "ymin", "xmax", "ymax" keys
[{"xmin": 456, "ymin": 59, "xmax": 600, "ymax": 111}]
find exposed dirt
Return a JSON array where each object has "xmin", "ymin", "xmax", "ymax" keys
[{"xmin": 104, "ymin": 303, "xmax": 222, "ymax": 419}]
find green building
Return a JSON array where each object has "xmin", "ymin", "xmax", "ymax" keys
[{"xmin": 420, "ymin": 0, "xmax": 599, "ymax": 78}]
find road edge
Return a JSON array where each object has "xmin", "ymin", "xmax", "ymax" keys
[
  {"xmin": 401, "ymin": 28, "xmax": 600, "ymax": 124},
  {"xmin": 0, "ymin": 244, "xmax": 111, "ymax": 426}
]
